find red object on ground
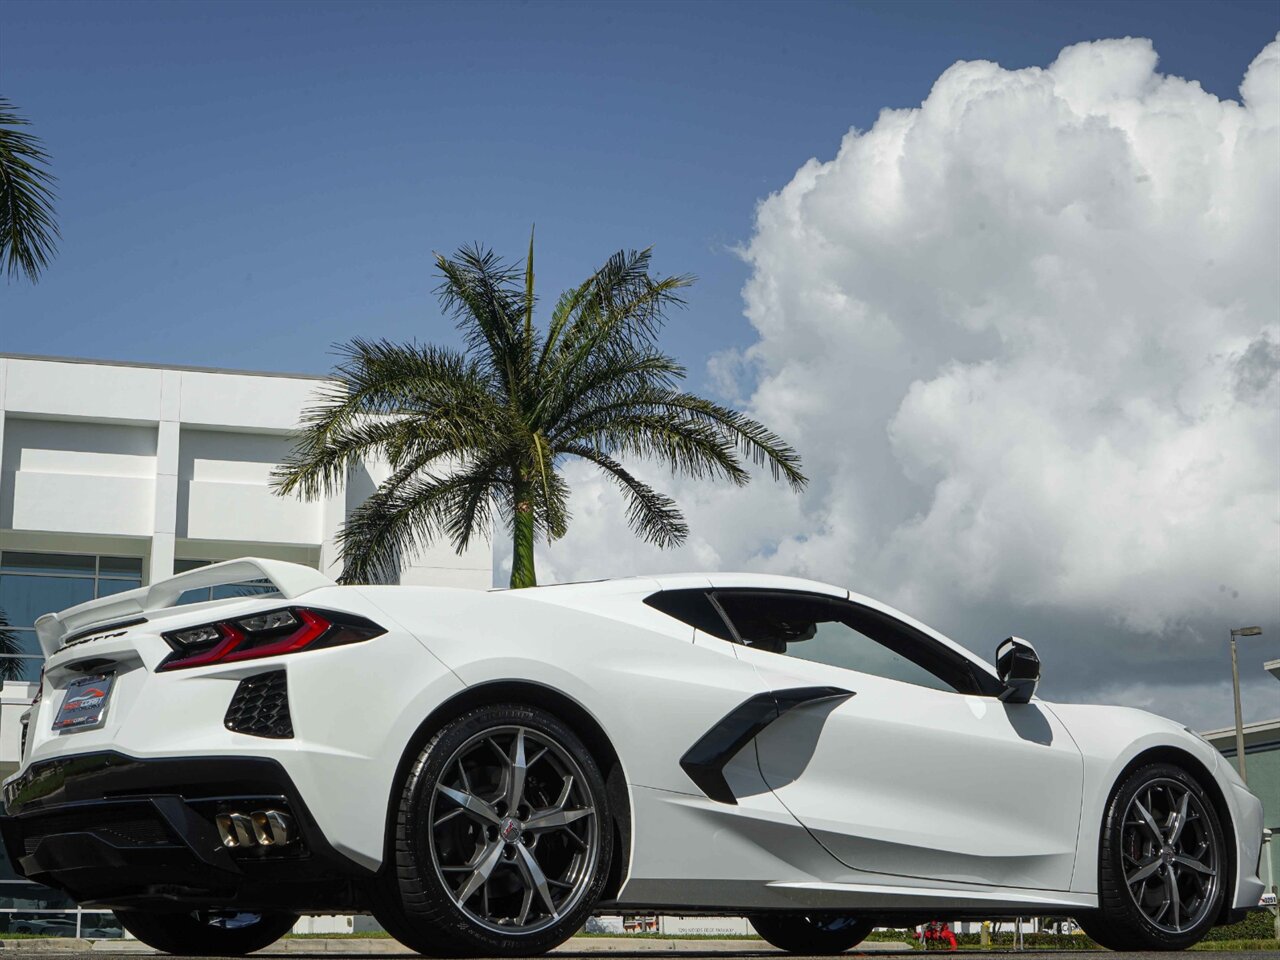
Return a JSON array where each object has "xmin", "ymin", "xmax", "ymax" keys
[{"xmin": 916, "ymin": 921, "xmax": 957, "ymax": 950}]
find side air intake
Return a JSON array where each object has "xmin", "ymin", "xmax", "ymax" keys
[{"xmin": 224, "ymin": 670, "xmax": 293, "ymax": 739}]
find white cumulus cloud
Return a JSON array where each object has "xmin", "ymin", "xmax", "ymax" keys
[{"xmin": 534, "ymin": 36, "xmax": 1280, "ymax": 727}]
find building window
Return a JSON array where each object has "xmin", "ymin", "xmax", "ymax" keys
[
  {"xmin": 0, "ymin": 552, "xmax": 144, "ymax": 683},
  {"xmin": 173, "ymin": 559, "xmax": 277, "ymax": 605},
  {"xmin": 0, "ymin": 837, "xmax": 123, "ymax": 936}
]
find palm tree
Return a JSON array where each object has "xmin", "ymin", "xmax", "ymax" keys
[
  {"xmin": 0, "ymin": 609, "xmax": 26, "ymax": 683},
  {"xmin": 0, "ymin": 97, "xmax": 59, "ymax": 282},
  {"xmin": 273, "ymin": 236, "xmax": 806, "ymax": 587}
]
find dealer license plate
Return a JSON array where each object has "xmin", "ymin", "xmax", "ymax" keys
[{"xmin": 53, "ymin": 674, "xmax": 115, "ymax": 731}]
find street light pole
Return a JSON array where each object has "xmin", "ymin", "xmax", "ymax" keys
[{"xmin": 1229, "ymin": 626, "xmax": 1262, "ymax": 785}]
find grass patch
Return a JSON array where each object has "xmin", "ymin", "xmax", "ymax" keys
[{"xmin": 286, "ymin": 931, "xmax": 393, "ymax": 938}]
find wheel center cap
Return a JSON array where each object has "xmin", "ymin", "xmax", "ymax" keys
[
  {"xmin": 499, "ymin": 816, "xmax": 523, "ymax": 843},
  {"xmin": 1161, "ymin": 845, "xmax": 1174, "ymax": 861}
]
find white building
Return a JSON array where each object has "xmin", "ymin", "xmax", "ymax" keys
[{"xmin": 0, "ymin": 352, "xmax": 493, "ymax": 935}]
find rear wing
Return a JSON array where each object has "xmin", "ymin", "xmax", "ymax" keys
[{"xmin": 33, "ymin": 557, "xmax": 336, "ymax": 658}]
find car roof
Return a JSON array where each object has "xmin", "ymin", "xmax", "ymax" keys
[{"xmin": 517, "ymin": 571, "xmax": 848, "ymax": 598}]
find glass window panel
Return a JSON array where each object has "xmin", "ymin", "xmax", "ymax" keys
[
  {"xmin": 0, "ymin": 575, "xmax": 94, "ymax": 629},
  {"xmin": 0, "ymin": 885, "xmax": 77, "ymax": 909},
  {"xmin": 99, "ymin": 556, "xmax": 143, "ymax": 578},
  {"xmin": 96, "ymin": 579, "xmax": 141, "ymax": 599},
  {"xmin": 175, "ymin": 587, "xmax": 213, "ymax": 606},
  {"xmin": 0, "ymin": 553, "xmax": 94, "ymax": 577},
  {"xmin": 211, "ymin": 580, "xmax": 278, "ymax": 601},
  {"xmin": 80, "ymin": 912, "xmax": 124, "ymax": 937},
  {"xmin": 5, "ymin": 910, "xmax": 81, "ymax": 935},
  {"xmin": 174, "ymin": 559, "xmax": 211, "ymax": 574},
  {"xmin": 0, "ymin": 657, "xmax": 44, "ymax": 683},
  {"xmin": 0, "ymin": 840, "xmax": 76, "ymax": 907},
  {"xmin": 0, "ymin": 630, "xmax": 42, "ymax": 657},
  {"xmin": 715, "ymin": 592, "xmax": 959, "ymax": 694}
]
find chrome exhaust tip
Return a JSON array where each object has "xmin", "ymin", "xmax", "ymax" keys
[
  {"xmin": 250, "ymin": 809, "xmax": 294, "ymax": 846},
  {"xmin": 216, "ymin": 813, "xmax": 256, "ymax": 848},
  {"xmin": 215, "ymin": 813, "xmax": 236, "ymax": 847}
]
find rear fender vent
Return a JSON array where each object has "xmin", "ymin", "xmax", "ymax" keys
[{"xmin": 224, "ymin": 670, "xmax": 293, "ymax": 739}]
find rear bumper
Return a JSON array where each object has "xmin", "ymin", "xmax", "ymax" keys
[{"xmin": 0, "ymin": 751, "xmax": 374, "ymax": 912}]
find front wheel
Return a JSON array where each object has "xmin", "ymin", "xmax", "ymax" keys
[
  {"xmin": 114, "ymin": 910, "xmax": 298, "ymax": 956},
  {"xmin": 749, "ymin": 914, "xmax": 875, "ymax": 954},
  {"xmin": 374, "ymin": 703, "xmax": 613, "ymax": 957},
  {"xmin": 1078, "ymin": 762, "xmax": 1226, "ymax": 951}
]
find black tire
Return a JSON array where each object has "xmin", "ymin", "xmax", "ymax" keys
[
  {"xmin": 1077, "ymin": 761, "xmax": 1227, "ymax": 951},
  {"xmin": 114, "ymin": 909, "xmax": 298, "ymax": 955},
  {"xmin": 374, "ymin": 703, "xmax": 613, "ymax": 957},
  {"xmin": 749, "ymin": 914, "xmax": 875, "ymax": 954}
]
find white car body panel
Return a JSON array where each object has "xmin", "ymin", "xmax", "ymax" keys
[
  {"xmin": 738, "ymin": 643, "xmax": 1085, "ymax": 891},
  {"xmin": 2, "ymin": 559, "xmax": 1265, "ymax": 921}
]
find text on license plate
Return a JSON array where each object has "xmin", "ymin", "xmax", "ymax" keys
[{"xmin": 53, "ymin": 674, "xmax": 115, "ymax": 731}]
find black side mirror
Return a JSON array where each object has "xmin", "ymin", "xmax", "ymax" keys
[{"xmin": 996, "ymin": 636, "xmax": 1040, "ymax": 704}]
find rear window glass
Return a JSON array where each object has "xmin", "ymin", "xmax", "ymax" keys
[{"xmin": 643, "ymin": 590, "xmax": 734, "ymax": 641}]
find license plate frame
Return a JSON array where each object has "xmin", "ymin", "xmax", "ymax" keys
[{"xmin": 52, "ymin": 674, "xmax": 115, "ymax": 732}]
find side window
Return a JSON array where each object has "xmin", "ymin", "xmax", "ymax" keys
[
  {"xmin": 643, "ymin": 590, "xmax": 734, "ymax": 641},
  {"xmin": 713, "ymin": 591, "xmax": 993, "ymax": 696}
]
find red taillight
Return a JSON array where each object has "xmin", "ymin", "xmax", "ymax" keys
[{"xmin": 158, "ymin": 607, "xmax": 383, "ymax": 671}]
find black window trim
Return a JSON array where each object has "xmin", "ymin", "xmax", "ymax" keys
[{"xmin": 645, "ymin": 586, "xmax": 1002, "ymax": 698}]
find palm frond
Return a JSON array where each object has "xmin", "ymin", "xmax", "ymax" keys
[
  {"xmin": 0, "ymin": 607, "xmax": 26, "ymax": 682},
  {"xmin": 0, "ymin": 98, "xmax": 58, "ymax": 282},
  {"xmin": 537, "ymin": 247, "xmax": 693, "ymax": 390},
  {"xmin": 560, "ymin": 445, "xmax": 687, "ymax": 547},
  {"xmin": 555, "ymin": 388, "xmax": 807, "ymax": 490},
  {"xmin": 532, "ymin": 345, "xmax": 683, "ymax": 434},
  {"xmin": 272, "ymin": 340, "xmax": 508, "ymax": 500},
  {"xmin": 337, "ymin": 458, "xmax": 504, "ymax": 584},
  {"xmin": 435, "ymin": 245, "xmax": 529, "ymax": 393},
  {"xmin": 563, "ymin": 410, "xmax": 751, "ymax": 486}
]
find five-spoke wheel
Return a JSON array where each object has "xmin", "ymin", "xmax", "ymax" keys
[
  {"xmin": 430, "ymin": 724, "xmax": 600, "ymax": 932},
  {"xmin": 375, "ymin": 703, "xmax": 613, "ymax": 957},
  {"xmin": 1079, "ymin": 762, "xmax": 1225, "ymax": 951}
]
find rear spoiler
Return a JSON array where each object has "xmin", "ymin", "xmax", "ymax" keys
[{"xmin": 33, "ymin": 557, "xmax": 336, "ymax": 658}]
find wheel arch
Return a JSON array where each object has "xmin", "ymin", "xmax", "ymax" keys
[
  {"xmin": 383, "ymin": 678, "xmax": 633, "ymax": 902},
  {"xmin": 1104, "ymin": 745, "xmax": 1238, "ymax": 925}
]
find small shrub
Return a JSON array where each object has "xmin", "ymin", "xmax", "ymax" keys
[{"xmin": 1202, "ymin": 909, "xmax": 1278, "ymax": 942}]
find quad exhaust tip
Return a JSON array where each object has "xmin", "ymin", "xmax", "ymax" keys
[{"xmin": 216, "ymin": 809, "xmax": 294, "ymax": 848}]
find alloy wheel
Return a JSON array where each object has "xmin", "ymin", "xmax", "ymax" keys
[
  {"xmin": 427, "ymin": 724, "xmax": 600, "ymax": 934},
  {"xmin": 1121, "ymin": 777, "xmax": 1220, "ymax": 934}
]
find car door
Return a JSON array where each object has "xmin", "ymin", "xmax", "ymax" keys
[{"xmin": 712, "ymin": 588, "xmax": 1085, "ymax": 892}]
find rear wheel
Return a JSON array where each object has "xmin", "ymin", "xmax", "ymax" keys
[
  {"xmin": 748, "ymin": 914, "xmax": 875, "ymax": 954},
  {"xmin": 374, "ymin": 703, "xmax": 612, "ymax": 956},
  {"xmin": 1078, "ymin": 762, "xmax": 1226, "ymax": 951},
  {"xmin": 114, "ymin": 909, "xmax": 298, "ymax": 955}
]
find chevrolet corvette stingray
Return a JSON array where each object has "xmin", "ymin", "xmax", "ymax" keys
[{"xmin": 0, "ymin": 559, "xmax": 1264, "ymax": 956}]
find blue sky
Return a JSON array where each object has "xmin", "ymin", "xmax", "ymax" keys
[{"xmin": 2, "ymin": 0, "xmax": 1276, "ymax": 388}]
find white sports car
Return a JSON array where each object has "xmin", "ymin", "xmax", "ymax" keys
[{"xmin": 0, "ymin": 559, "xmax": 1265, "ymax": 956}]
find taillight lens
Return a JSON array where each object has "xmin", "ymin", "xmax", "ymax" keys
[{"xmin": 159, "ymin": 607, "xmax": 384, "ymax": 671}]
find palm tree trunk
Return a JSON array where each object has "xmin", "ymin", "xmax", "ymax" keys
[{"xmin": 510, "ymin": 477, "xmax": 537, "ymax": 589}]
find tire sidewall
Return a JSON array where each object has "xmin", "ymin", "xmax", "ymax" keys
[
  {"xmin": 114, "ymin": 909, "xmax": 298, "ymax": 955},
  {"xmin": 1098, "ymin": 762, "xmax": 1226, "ymax": 949},
  {"xmin": 399, "ymin": 703, "xmax": 614, "ymax": 955},
  {"xmin": 748, "ymin": 914, "xmax": 875, "ymax": 954}
]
